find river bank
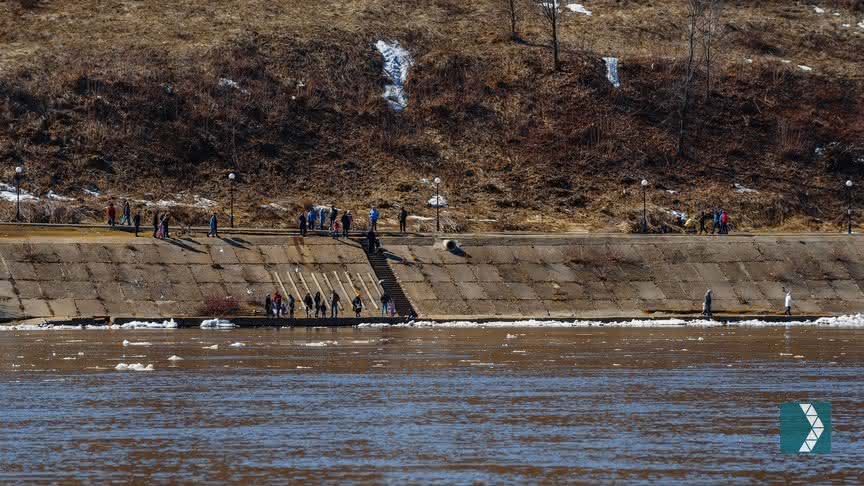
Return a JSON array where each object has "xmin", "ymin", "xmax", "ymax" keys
[{"xmin": 2, "ymin": 228, "xmax": 864, "ymax": 322}]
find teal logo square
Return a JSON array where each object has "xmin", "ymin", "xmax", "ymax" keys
[{"xmin": 780, "ymin": 402, "xmax": 831, "ymax": 453}]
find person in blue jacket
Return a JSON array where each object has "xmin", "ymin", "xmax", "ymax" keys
[
  {"xmin": 307, "ymin": 208, "xmax": 317, "ymax": 231},
  {"xmin": 369, "ymin": 207, "xmax": 380, "ymax": 231},
  {"xmin": 208, "ymin": 212, "xmax": 218, "ymax": 238}
]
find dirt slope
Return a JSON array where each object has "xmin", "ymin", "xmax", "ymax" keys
[{"xmin": 1, "ymin": 0, "xmax": 863, "ymax": 232}]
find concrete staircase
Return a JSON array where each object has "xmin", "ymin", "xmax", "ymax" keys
[{"xmin": 365, "ymin": 248, "xmax": 416, "ymax": 317}]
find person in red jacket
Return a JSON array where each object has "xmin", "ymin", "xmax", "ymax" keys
[
  {"xmin": 106, "ymin": 202, "xmax": 117, "ymax": 227},
  {"xmin": 720, "ymin": 210, "xmax": 729, "ymax": 234}
]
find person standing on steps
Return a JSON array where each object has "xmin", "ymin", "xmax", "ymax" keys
[
  {"xmin": 298, "ymin": 213, "xmax": 308, "ymax": 236},
  {"xmin": 331, "ymin": 291, "xmax": 340, "ymax": 318},
  {"xmin": 702, "ymin": 289, "xmax": 713, "ymax": 319},
  {"xmin": 265, "ymin": 293, "xmax": 272, "ymax": 319},
  {"xmin": 369, "ymin": 207, "xmax": 380, "ymax": 232},
  {"xmin": 783, "ymin": 287, "xmax": 792, "ymax": 317},
  {"xmin": 120, "ymin": 200, "xmax": 131, "ymax": 225},
  {"xmin": 341, "ymin": 211, "xmax": 351, "ymax": 238},
  {"xmin": 399, "ymin": 207, "xmax": 408, "ymax": 233},
  {"xmin": 313, "ymin": 291, "xmax": 322, "ymax": 318},
  {"xmin": 352, "ymin": 294, "xmax": 363, "ymax": 317},
  {"xmin": 288, "ymin": 294, "xmax": 296, "ymax": 319},
  {"xmin": 320, "ymin": 300, "xmax": 327, "ymax": 319},
  {"xmin": 303, "ymin": 292, "xmax": 313, "ymax": 318},
  {"xmin": 132, "ymin": 210, "xmax": 141, "ymax": 237},
  {"xmin": 366, "ymin": 228, "xmax": 378, "ymax": 253},
  {"xmin": 208, "ymin": 212, "xmax": 218, "ymax": 238},
  {"xmin": 107, "ymin": 202, "xmax": 117, "ymax": 227},
  {"xmin": 152, "ymin": 210, "xmax": 160, "ymax": 238}
]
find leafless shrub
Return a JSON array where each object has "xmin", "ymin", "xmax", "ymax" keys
[{"xmin": 197, "ymin": 295, "xmax": 239, "ymax": 317}]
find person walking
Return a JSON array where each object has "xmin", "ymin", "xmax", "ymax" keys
[
  {"xmin": 107, "ymin": 202, "xmax": 117, "ymax": 227},
  {"xmin": 702, "ymin": 289, "xmax": 713, "ymax": 319},
  {"xmin": 313, "ymin": 291, "xmax": 322, "ymax": 318},
  {"xmin": 380, "ymin": 292, "xmax": 390, "ymax": 317},
  {"xmin": 341, "ymin": 211, "xmax": 351, "ymax": 238},
  {"xmin": 303, "ymin": 292, "xmax": 313, "ymax": 318},
  {"xmin": 329, "ymin": 206, "xmax": 339, "ymax": 229},
  {"xmin": 152, "ymin": 210, "xmax": 160, "ymax": 238},
  {"xmin": 783, "ymin": 287, "xmax": 792, "ymax": 317},
  {"xmin": 369, "ymin": 207, "xmax": 380, "ymax": 232},
  {"xmin": 208, "ymin": 212, "xmax": 219, "ymax": 238},
  {"xmin": 399, "ymin": 207, "xmax": 408, "ymax": 233},
  {"xmin": 699, "ymin": 211, "xmax": 710, "ymax": 235},
  {"xmin": 352, "ymin": 294, "xmax": 363, "ymax": 317},
  {"xmin": 120, "ymin": 200, "xmax": 131, "ymax": 225},
  {"xmin": 265, "ymin": 293, "xmax": 272, "ymax": 319},
  {"xmin": 320, "ymin": 301, "xmax": 328, "ymax": 319},
  {"xmin": 132, "ymin": 210, "xmax": 141, "ymax": 237},
  {"xmin": 273, "ymin": 291, "xmax": 282, "ymax": 318},
  {"xmin": 711, "ymin": 209, "xmax": 720, "ymax": 235},
  {"xmin": 288, "ymin": 294, "xmax": 296, "ymax": 319},
  {"xmin": 720, "ymin": 210, "xmax": 729, "ymax": 234},
  {"xmin": 331, "ymin": 291, "xmax": 340, "ymax": 318}
]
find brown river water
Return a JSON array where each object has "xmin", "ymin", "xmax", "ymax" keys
[{"xmin": 1, "ymin": 325, "xmax": 862, "ymax": 483}]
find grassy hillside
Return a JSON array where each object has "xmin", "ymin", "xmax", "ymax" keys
[{"xmin": 1, "ymin": 0, "xmax": 863, "ymax": 232}]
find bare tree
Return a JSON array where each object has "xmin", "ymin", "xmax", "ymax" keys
[
  {"xmin": 507, "ymin": 0, "xmax": 520, "ymax": 40},
  {"xmin": 538, "ymin": 1, "xmax": 561, "ymax": 71},
  {"xmin": 678, "ymin": 0, "xmax": 705, "ymax": 156},
  {"xmin": 700, "ymin": 0, "xmax": 725, "ymax": 101}
]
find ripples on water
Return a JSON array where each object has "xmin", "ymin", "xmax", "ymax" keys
[{"xmin": 1, "ymin": 326, "xmax": 862, "ymax": 482}]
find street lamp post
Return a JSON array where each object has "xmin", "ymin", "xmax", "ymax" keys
[
  {"xmin": 434, "ymin": 177, "xmax": 441, "ymax": 233},
  {"xmin": 641, "ymin": 179, "xmax": 648, "ymax": 233},
  {"xmin": 846, "ymin": 180, "xmax": 853, "ymax": 235},
  {"xmin": 228, "ymin": 172, "xmax": 237, "ymax": 228},
  {"xmin": 14, "ymin": 166, "xmax": 23, "ymax": 222}
]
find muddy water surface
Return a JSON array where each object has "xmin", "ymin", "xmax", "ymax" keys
[{"xmin": 1, "ymin": 326, "xmax": 862, "ymax": 483}]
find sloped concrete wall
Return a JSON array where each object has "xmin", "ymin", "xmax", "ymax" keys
[
  {"xmin": 385, "ymin": 235, "xmax": 864, "ymax": 319},
  {"xmin": 0, "ymin": 236, "xmax": 378, "ymax": 320}
]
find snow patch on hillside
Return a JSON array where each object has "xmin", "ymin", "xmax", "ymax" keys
[{"xmin": 376, "ymin": 40, "xmax": 414, "ymax": 112}]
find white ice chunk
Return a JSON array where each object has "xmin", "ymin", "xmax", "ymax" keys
[{"xmin": 200, "ymin": 319, "xmax": 236, "ymax": 329}]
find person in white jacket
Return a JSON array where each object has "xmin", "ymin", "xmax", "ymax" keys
[{"xmin": 783, "ymin": 287, "xmax": 792, "ymax": 317}]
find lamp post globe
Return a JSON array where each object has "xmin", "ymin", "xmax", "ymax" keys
[
  {"xmin": 640, "ymin": 179, "xmax": 648, "ymax": 233},
  {"xmin": 228, "ymin": 172, "xmax": 237, "ymax": 228},
  {"xmin": 847, "ymin": 180, "xmax": 854, "ymax": 235},
  {"xmin": 14, "ymin": 166, "xmax": 24, "ymax": 222}
]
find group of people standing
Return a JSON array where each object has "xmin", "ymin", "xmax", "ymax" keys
[
  {"xmin": 686, "ymin": 208, "xmax": 731, "ymax": 235},
  {"xmin": 264, "ymin": 289, "xmax": 368, "ymax": 319},
  {"xmin": 106, "ymin": 200, "xmax": 169, "ymax": 238},
  {"xmin": 298, "ymin": 205, "xmax": 409, "ymax": 237}
]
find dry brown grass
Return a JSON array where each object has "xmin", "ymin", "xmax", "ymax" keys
[{"xmin": 0, "ymin": 1, "xmax": 862, "ymax": 232}]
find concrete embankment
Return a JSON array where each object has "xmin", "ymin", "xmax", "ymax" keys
[
  {"xmin": 0, "ymin": 233, "xmax": 380, "ymax": 321},
  {"xmin": 1, "ymin": 229, "xmax": 863, "ymax": 321},
  {"xmin": 384, "ymin": 234, "xmax": 864, "ymax": 319}
]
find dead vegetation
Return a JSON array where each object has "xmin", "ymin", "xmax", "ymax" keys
[{"xmin": 0, "ymin": 1, "xmax": 863, "ymax": 233}]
